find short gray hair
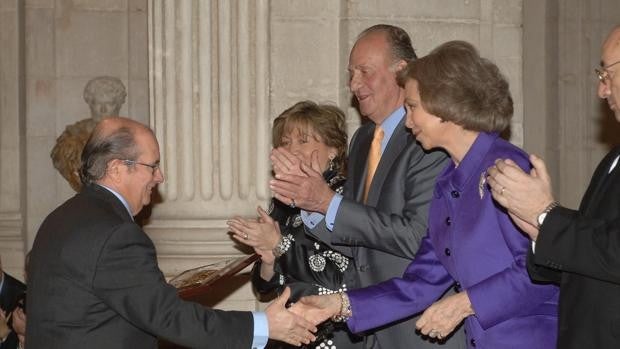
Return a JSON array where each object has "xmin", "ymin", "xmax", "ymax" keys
[
  {"xmin": 357, "ymin": 24, "xmax": 417, "ymax": 63},
  {"xmin": 79, "ymin": 126, "xmax": 139, "ymax": 185}
]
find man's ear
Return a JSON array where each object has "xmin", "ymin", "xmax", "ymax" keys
[
  {"xmin": 106, "ymin": 159, "xmax": 125, "ymax": 183},
  {"xmin": 393, "ymin": 59, "xmax": 407, "ymax": 73}
]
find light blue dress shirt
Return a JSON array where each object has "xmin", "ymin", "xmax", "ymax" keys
[
  {"xmin": 97, "ymin": 184, "xmax": 269, "ymax": 349},
  {"xmin": 301, "ymin": 106, "xmax": 406, "ymax": 231}
]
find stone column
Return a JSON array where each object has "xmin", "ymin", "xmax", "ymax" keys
[
  {"xmin": 0, "ymin": 0, "xmax": 26, "ymax": 279},
  {"xmin": 148, "ymin": 0, "xmax": 270, "ymax": 310},
  {"xmin": 523, "ymin": 0, "xmax": 620, "ymax": 207}
]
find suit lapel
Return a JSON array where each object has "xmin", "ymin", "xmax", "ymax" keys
[
  {"xmin": 350, "ymin": 125, "xmax": 375, "ymax": 202},
  {"xmin": 366, "ymin": 119, "xmax": 409, "ymax": 205},
  {"xmin": 582, "ymin": 147, "xmax": 620, "ymax": 215}
]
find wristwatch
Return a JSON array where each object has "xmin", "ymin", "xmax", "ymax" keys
[{"xmin": 537, "ymin": 201, "xmax": 559, "ymax": 229}]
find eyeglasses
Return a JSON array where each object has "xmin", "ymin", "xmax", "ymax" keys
[
  {"xmin": 595, "ymin": 59, "xmax": 620, "ymax": 84},
  {"xmin": 123, "ymin": 159, "xmax": 160, "ymax": 174}
]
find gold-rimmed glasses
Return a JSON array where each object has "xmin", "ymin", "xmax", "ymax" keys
[
  {"xmin": 123, "ymin": 159, "xmax": 160, "ymax": 175},
  {"xmin": 595, "ymin": 59, "xmax": 620, "ymax": 84}
]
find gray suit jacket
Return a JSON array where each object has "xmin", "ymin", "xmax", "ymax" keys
[
  {"xmin": 310, "ymin": 117, "xmax": 466, "ymax": 348},
  {"xmin": 27, "ymin": 184, "xmax": 254, "ymax": 349}
]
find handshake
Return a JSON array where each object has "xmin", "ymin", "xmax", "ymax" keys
[
  {"xmin": 273, "ymin": 287, "xmax": 474, "ymax": 345},
  {"xmin": 266, "ymin": 288, "xmax": 347, "ymax": 346}
]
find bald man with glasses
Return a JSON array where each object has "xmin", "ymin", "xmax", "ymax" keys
[{"xmin": 487, "ymin": 25, "xmax": 620, "ymax": 349}]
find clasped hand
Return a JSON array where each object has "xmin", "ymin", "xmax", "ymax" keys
[
  {"xmin": 269, "ymin": 147, "xmax": 335, "ymax": 214},
  {"xmin": 266, "ymin": 287, "xmax": 318, "ymax": 346},
  {"xmin": 228, "ymin": 206, "xmax": 281, "ymax": 264},
  {"xmin": 288, "ymin": 293, "xmax": 342, "ymax": 326}
]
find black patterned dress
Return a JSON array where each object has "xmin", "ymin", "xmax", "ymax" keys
[{"xmin": 252, "ymin": 171, "xmax": 363, "ymax": 349}]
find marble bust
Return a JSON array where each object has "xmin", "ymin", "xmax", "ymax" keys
[{"xmin": 50, "ymin": 76, "xmax": 127, "ymax": 191}]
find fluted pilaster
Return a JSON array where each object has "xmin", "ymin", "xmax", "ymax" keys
[
  {"xmin": 0, "ymin": 0, "xmax": 25, "ymax": 279},
  {"xmin": 148, "ymin": 0, "xmax": 271, "ymax": 282}
]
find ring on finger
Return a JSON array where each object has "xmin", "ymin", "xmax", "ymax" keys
[
  {"xmin": 500, "ymin": 186, "xmax": 505, "ymax": 195},
  {"xmin": 243, "ymin": 232, "xmax": 249, "ymax": 240},
  {"xmin": 289, "ymin": 198, "xmax": 296, "ymax": 209}
]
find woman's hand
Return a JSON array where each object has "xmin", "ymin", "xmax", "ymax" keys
[
  {"xmin": 415, "ymin": 292, "xmax": 474, "ymax": 340},
  {"xmin": 228, "ymin": 206, "xmax": 282, "ymax": 264},
  {"xmin": 289, "ymin": 293, "xmax": 342, "ymax": 326}
]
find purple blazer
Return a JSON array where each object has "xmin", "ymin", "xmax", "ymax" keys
[{"xmin": 346, "ymin": 132, "xmax": 559, "ymax": 349}]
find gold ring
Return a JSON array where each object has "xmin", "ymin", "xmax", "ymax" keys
[
  {"xmin": 501, "ymin": 187, "xmax": 505, "ymax": 195},
  {"xmin": 243, "ymin": 232, "xmax": 248, "ymax": 240}
]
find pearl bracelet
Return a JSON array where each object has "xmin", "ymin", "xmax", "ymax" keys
[{"xmin": 331, "ymin": 291, "xmax": 352, "ymax": 322}]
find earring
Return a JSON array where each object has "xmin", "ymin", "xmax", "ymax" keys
[{"xmin": 328, "ymin": 155, "xmax": 336, "ymax": 171}]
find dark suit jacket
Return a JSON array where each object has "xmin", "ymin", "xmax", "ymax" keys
[
  {"xmin": 27, "ymin": 184, "xmax": 254, "ymax": 349},
  {"xmin": 311, "ymin": 116, "xmax": 465, "ymax": 348},
  {"xmin": 0, "ymin": 273, "xmax": 25, "ymax": 314},
  {"xmin": 0, "ymin": 331, "xmax": 19, "ymax": 349},
  {"xmin": 528, "ymin": 146, "xmax": 620, "ymax": 348}
]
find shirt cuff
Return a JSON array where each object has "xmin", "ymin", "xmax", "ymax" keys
[
  {"xmin": 301, "ymin": 210, "xmax": 325, "ymax": 229},
  {"xmin": 251, "ymin": 311, "xmax": 269, "ymax": 349},
  {"xmin": 531, "ymin": 240, "xmax": 536, "ymax": 254},
  {"xmin": 325, "ymin": 194, "xmax": 343, "ymax": 231}
]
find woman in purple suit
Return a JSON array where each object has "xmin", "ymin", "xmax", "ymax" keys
[{"xmin": 291, "ymin": 41, "xmax": 560, "ymax": 349}]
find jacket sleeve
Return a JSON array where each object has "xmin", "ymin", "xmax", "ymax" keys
[
  {"xmin": 330, "ymin": 147, "xmax": 447, "ymax": 259},
  {"xmin": 346, "ymin": 236, "xmax": 453, "ymax": 333},
  {"xmin": 251, "ymin": 260, "xmax": 282, "ymax": 295},
  {"xmin": 465, "ymin": 205, "xmax": 559, "ymax": 329},
  {"xmin": 92, "ymin": 223, "xmax": 254, "ymax": 349},
  {"xmin": 526, "ymin": 247, "xmax": 562, "ymax": 284},
  {"xmin": 533, "ymin": 206, "xmax": 620, "ymax": 285}
]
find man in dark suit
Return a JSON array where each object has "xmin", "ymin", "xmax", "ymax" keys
[
  {"xmin": 270, "ymin": 25, "xmax": 464, "ymax": 348},
  {"xmin": 487, "ymin": 25, "xmax": 620, "ymax": 349},
  {"xmin": 27, "ymin": 117, "xmax": 317, "ymax": 349}
]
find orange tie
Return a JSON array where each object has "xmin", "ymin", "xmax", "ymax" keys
[{"xmin": 363, "ymin": 126, "xmax": 384, "ymax": 203}]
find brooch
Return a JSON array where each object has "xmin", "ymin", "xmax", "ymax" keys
[{"xmin": 478, "ymin": 171, "xmax": 487, "ymax": 199}]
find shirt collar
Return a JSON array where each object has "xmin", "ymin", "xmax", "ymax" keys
[
  {"xmin": 0, "ymin": 272, "xmax": 4, "ymax": 294},
  {"xmin": 436, "ymin": 132, "xmax": 498, "ymax": 193},
  {"xmin": 377, "ymin": 106, "xmax": 405, "ymax": 153},
  {"xmin": 97, "ymin": 184, "xmax": 134, "ymax": 219}
]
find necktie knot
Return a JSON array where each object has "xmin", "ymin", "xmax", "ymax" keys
[{"xmin": 373, "ymin": 126, "xmax": 385, "ymax": 144}]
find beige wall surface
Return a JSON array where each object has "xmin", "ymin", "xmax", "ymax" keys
[{"xmin": 1, "ymin": 0, "xmax": 619, "ymax": 306}]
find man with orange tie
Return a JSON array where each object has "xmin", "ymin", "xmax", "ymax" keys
[{"xmin": 269, "ymin": 25, "xmax": 460, "ymax": 349}]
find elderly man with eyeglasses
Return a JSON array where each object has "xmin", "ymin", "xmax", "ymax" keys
[
  {"xmin": 26, "ymin": 117, "xmax": 317, "ymax": 349},
  {"xmin": 486, "ymin": 25, "xmax": 620, "ymax": 349}
]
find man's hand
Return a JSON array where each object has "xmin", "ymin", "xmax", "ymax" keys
[
  {"xmin": 415, "ymin": 292, "xmax": 474, "ymax": 340},
  {"xmin": 487, "ymin": 154, "xmax": 555, "ymax": 232},
  {"xmin": 271, "ymin": 147, "xmax": 306, "ymax": 177},
  {"xmin": 289, "ymin": 293, "xmax": 341, "ymax": 326},
  {"xmin": 269, "ymin": 152, "xmax": 335, "ymax": 213},
  {"xmin": 0, "ymin": 307, "xmax": 10, "ymax": 340},
  {"xmin": 265, "ymin": 287, "xmax": 317, "ymax": 346}
]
